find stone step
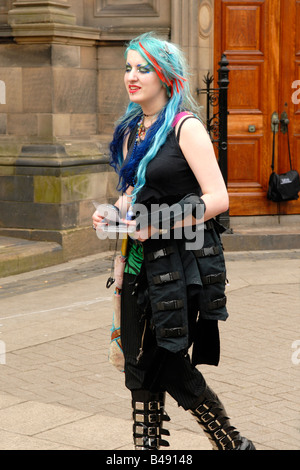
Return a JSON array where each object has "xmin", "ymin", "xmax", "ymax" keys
[
  {"xmin": 0, "ymin": 236, "xmax": 63, "ymax": 278},
  {"xmin": 222, "ymin": 226, "xmax": 300, "ymax": 252},
  {"xmin": 0, "ymin": 223, "xmax": 299, "ymax": 278}
]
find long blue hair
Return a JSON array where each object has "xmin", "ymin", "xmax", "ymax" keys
[{"xmin": 109, "ymin": 32, "xmax": 200, "ymax": 203}]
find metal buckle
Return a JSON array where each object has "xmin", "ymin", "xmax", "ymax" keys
[
  {"xmin": 135, "ymin": 425, "xmax": 145, "ymax": 435},
  {"xmin": 148, "ymin": 427, "xmax": 158, "ymax": 437},
  {"xmin": 208, "ymin": 419, "xmax": 220, "ymax": 432},
  {"xmin": 134, "ymin": 435, "xmax": 159, "ymax": 448},
  {"xmin": 148, "ymin": 247, "xmax": 174, "ymax": 262},
  {"xmin": 134, "ymin": 412, "xmax": 145, "ymax": 423},
  {"xmin": 195, "ymin": 403, "xmax": 210, "ymax": 415},
  {"xmin": 134, "ymin": 401, "xmax": 160, "ymax": 412},
  {"xmin": 201, "ymin": 412, "xmax": 214, "ymax": 423},
  {"xmin": 149, "ymin": 413, "xmax": 159, "ymax": 424},
  {"xmin": 153, "ymin": 271, "xmax": 180, "ymax": 285},
  {"xmin": 149, "ymin": 401, "xmax": 160, "ymax": 411},
  {"xmin": 135, "ymin": 402, "xmax": 145, "ymax": 411},
  {"xmin": 214, "ymin": 428, "xmax": 227, "ymax": 441},
  {"xmin": 219, "ymin": 434, "xmax": 234, "ymax": 449}
]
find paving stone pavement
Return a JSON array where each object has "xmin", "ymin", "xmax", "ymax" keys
[{"xmin": 0, "ymin": 249, "xmax": 299, "ymax": 451}]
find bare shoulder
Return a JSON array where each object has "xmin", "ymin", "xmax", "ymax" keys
[
  {"xmin": 176, "ymin": 114, "xmax": 215, "ymax": 163},
  {"xmin": 175, "ymin": 114, "xmax": 208, "ymax": 140}
]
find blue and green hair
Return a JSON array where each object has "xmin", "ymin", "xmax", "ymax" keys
[{"xmin": 109, "ymin": 32, "xmax": 200, "ymax": 203}]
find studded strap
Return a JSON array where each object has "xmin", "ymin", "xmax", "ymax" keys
[
  {"xmin": 132, "ymin": 397, "xmax": 170, "ymax": 450},
  {"xmin": 190, "ymin": 397, "xmax": 244, "ymax": 450}
]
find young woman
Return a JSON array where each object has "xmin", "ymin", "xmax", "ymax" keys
[{"xmin": 93, "ymin": 32, "xmax": 256, "ymax": 451}]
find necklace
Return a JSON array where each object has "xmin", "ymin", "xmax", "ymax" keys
[
  {"xmin": 127, "ymin": 111, "xmax": 161, "ymax": 186},
  {"xmin": 143, "ymin": 111, "xmax": 159, "ymax": 118},
  {"xmin": 136, "ymin": 115, "xmax": 154, "ymax": 143}
]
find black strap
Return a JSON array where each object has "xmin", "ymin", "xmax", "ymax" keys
[
  {"xmin": 152, "ymin": 271, "xmax": 181, "ymax": 285},
  {"xmin": 194, "ymin": 245, "xmax": 220, "ymax": 258},
  {"xmin": 271, "ymin": 121, "xmax": 293, "ymax": 172},
  {"xmin": 202, "ymin": 272, "xmax": 226, "ymax": 286},
  {"xmin": 156, "ymin": 299, "xmax": 184, "ymax": 311},
  {"xmin": 287, "ymin": 125, "xmax": 293, "ymax": 171},
  {"xmin": 147, "ymin": 246, "xmax": 174, "ymax": 262},
  {"xmin": 176, "ymin": 116, "xmax": 199, "ymax": 142},
  {"xmin": 271, "ymin": 129, "xmax": 276, "ymax": 171},
  {"xmin": 208, "ymin": 297, "xmax": 227, "ymax": 311},
  {"xmin": 159, "ymin": 326, "xmax": 188, "ymax": 338}
]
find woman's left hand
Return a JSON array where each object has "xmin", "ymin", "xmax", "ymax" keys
[{"xmin": 122, "ymin": 219, "xmax": 155, "ymax": 242}]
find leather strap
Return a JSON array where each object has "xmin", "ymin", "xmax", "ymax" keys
[
  {"xmin": 152, "ymin": 271, "xmax": 181, "ymax": 285},
  {"xmin": 202, "ymin": 272, "xmax": 226, "ymax": 285},
  {"xmin": 147, "ymin": 246, "xmax": 174, "ymax": 262},
  {"xmin": 208, "ymin": 297, "xmax": 227, "ymax": 311},
  {"xmin": 194, "ymin": 245, "xmax": 220, "ymax": 258},
  {"xmin": 156, "ymin": 299, "xmax": 184, "ymax": 311}
]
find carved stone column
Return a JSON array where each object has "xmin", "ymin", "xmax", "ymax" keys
[
  {"xmin": 8, "ymin": 0, "xmax": 76, "ymax": 25},
  {"xmin": 171, "ymin": 0, "xmax": 214, "ymax": 110},
  {"xmin": 7, "ymin": 0, "xmax": 100, "ymax": 44},
  {"xmin": 171, "ymin": 0, "xmax": 199, "ymax": 100},
  {"xmin": 0, "ymin": 0, "xmax": 173, "ymax": 261},
  {"xmin": 0, "ymin": 1, "xmax": 113, "ymax": 260}
]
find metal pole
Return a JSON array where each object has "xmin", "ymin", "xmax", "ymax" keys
[
  {"xmin": 217, "ymin": 54, "xmax": 230, "ymax": 229},
  {"xmin": 206, "ymin": 74, "xmax": 211, "ymax": 135}
]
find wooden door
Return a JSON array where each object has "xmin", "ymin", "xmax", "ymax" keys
[{"xmin": 214, "ymin": 0, "xmax": 300, "ymax": 216}]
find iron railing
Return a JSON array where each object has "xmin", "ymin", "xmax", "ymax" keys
[{"xmin": 197, "ymin": 54, "xmax": 230, "ymax": 229}]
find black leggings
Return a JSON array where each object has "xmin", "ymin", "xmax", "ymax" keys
[{"xmin": 121, "ymin": 273, "xmax": 206, "ymax": 410}]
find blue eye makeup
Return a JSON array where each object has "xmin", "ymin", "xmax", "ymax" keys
[
  {"xmin": 125, "ymin": 63, "xmax": 155, "ymax": 74},
  {"xmin": 138, "ymin": 64, "xmax": 155, "ymax": 74}
]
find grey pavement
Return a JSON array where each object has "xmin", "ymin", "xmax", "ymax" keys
[{"xmin": 0, "ymin": 248, "xmax": 299, "ymax": 451}]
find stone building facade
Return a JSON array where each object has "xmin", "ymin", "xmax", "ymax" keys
[{"xmin": 0, "ymin": 0, "xmax": 214, "ymax": 260}]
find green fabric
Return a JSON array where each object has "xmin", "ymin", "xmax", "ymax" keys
[{"xmin": 125, "ymin": 240, "xmax": 144, "ymax": 276}]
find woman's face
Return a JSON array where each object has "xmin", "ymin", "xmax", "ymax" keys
[{"xmin": 124, "ymin": 49, "xmax": 167, "ymax": 109}]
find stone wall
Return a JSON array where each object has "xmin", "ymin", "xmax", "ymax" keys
[{"xmin": 0, "ymin": 0, "xmax": 214, "ymax": 260}]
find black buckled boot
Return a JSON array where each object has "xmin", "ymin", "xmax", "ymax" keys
[
  {"xmin": 189, "ymin": 386, "xmax": 256, "ymax": 450},
  {"xmin": 132, "ymin": 391, "xmax": 170, "ymax": 450}
]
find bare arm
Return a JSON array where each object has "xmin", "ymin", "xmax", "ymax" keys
[
  {"xmin": 177, "ymin": 117, "xmax": 229, "ymax": 221},
  {"xmin": 124, "ymin": 117, "xmax": 229, "ymax": 241}
]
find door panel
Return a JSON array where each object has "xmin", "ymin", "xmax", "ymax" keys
[
  {"xmin": 214, "ymin": 0, "xmax": 300, "ymax": 215},
  {"xmin": 278, "ymin": 0, "xmax": 300, "ymax": 214}
]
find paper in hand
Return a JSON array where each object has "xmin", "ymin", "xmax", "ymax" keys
[{"xmin": 93, "ymin": 201, "xmax": 134, "ymax": 233}]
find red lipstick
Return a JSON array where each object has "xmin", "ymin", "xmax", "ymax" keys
[{"xmin": 129, "ymin": 85, "xmax": 141, "ymax": 94}]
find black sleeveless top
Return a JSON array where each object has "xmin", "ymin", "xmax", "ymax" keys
[{"xmin": 127, "ymin": 117, "xmax": 201, "ymax": 207}]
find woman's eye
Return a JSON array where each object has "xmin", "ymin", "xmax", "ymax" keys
[
  {"xmin": 125, "ymin": 66, "xmax": 132, "ymax": 73},
  {"xmin": 138, "ymin": 67, "xmax": 150, "ymax": 74},
  {"xmin": 138, "ymin": 66, "xmax": 154, "ymax": 74}
]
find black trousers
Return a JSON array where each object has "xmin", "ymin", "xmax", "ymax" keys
[{"xmin": 121, "ymin": 273, "xmax": 206, "ymax": 410}]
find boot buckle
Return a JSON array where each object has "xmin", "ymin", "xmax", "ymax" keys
[
  {"xmin": 201, "ymin": 411, "xmax": 214, "ymax": 423},
  {"xmin": 214, "ymin": 428, "xmax": 227, "ymax": 441},
  {"xmin": 149, "ymin": 413, "xmax": 159, "ymax": 423},
  {"xmin": 208, "ymin": 419, "xmax": 220, "ymax": 432},
  {"xmin": 134, "ymin": 401, "xmax": 160, "ymax": 412},
  {"xmin": 195, "ymin": 403, "xmax": 210, "ymax": 415}
]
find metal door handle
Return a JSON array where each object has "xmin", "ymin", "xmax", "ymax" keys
[
  {"xmin": 271, "ymin": 112, "xmax": 279, "ymax": 133},
  {"xmin": 248, "ymin": 125, "xmax": 256, "ymax": 133},
  {"xmin": 280, "ymin": 111, "xmax": 289, "ymax": 134}
]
